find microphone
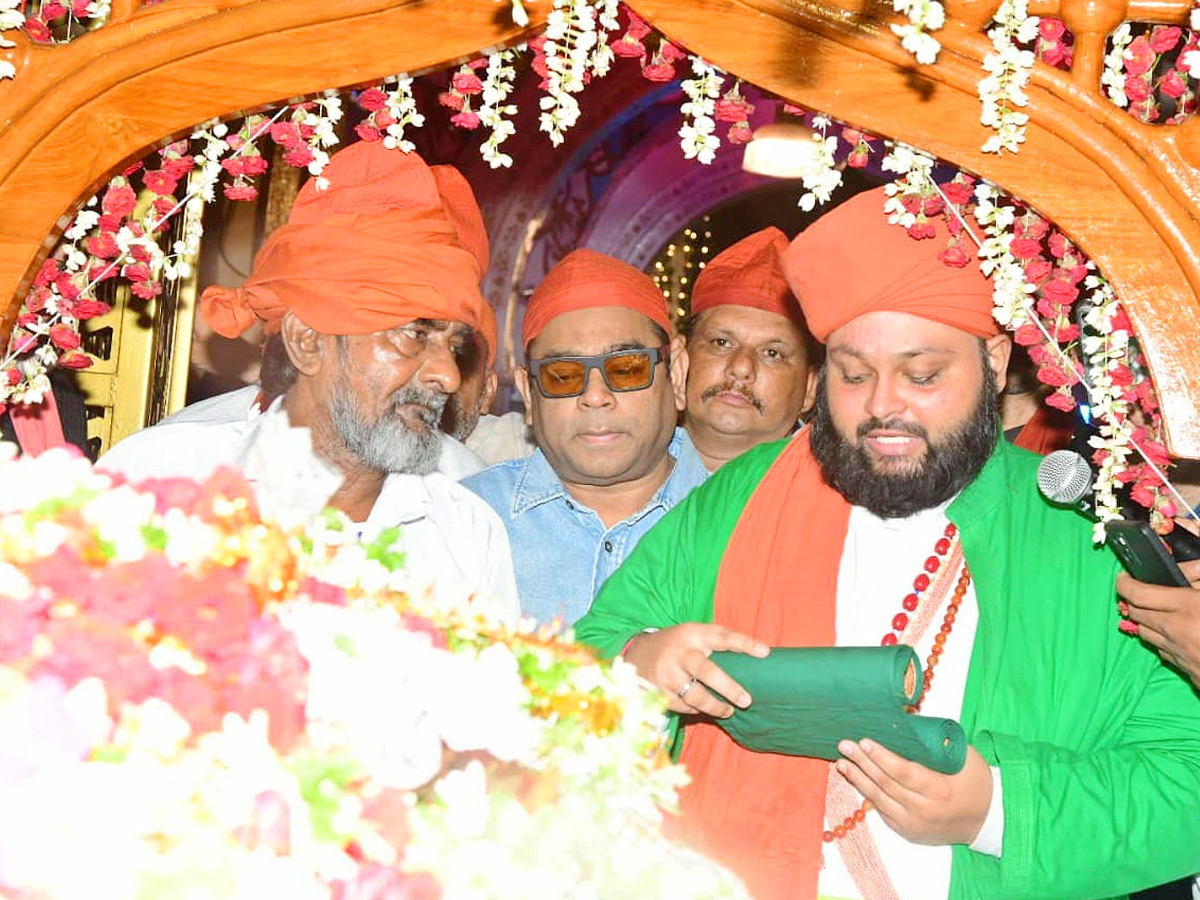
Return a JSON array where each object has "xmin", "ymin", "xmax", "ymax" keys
[{"xmin": 1037, "ymin": 449, "xmax": 1200, "ymax": 562}]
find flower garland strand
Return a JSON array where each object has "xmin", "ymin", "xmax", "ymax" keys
[
  {"xmin": 539, "ymin": 0, "xmax": 603, "ymax": 146},
  {"xmin": 891, "ymin": 0, "xmax": 945, "ymax": 65},
  {"xmin": 978, "ymin": 0, "xmax": 1039, "ymax": 154},
  {"xmin": 0, "ymin": 0, "xmax": 24, "ymax": 79},
  {"xmin": 797, "ymin": 115, "xmax": 843, "ymax": 211},
  {"xmin": 354, "ymin": 75, "xmax": 425, "ymax": 152},
  {"xmin": 478, "ymin": 49, "xmax": 522, "ymax": 168},
  {"xmin": 678, "ymin": 56, "xmax": 723, "ymax": 164}
]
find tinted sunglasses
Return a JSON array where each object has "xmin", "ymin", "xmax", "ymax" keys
[{"xmin": 527, "ymin": 345, "xmax": 670, "ymax": 398}]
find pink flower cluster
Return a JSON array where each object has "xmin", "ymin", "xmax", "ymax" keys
[
  {"xmin": 1120, "ymin": 24, "xmax": 1198, "ymax": 123},
  {"xmin": 713, "ymin": 80, "xmax": 756, "ymax": 144},
  {"xmin": 607, "ymin": 10, "xmax": 688, "ymax": 84},
  {"xmin": 437, "ymin": 59, "xmax": 490, "ymax": 131}
]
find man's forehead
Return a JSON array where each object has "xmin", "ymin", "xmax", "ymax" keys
[
  {"xmin": 395, "ymin": 318, "xmax": 473, "ymax": 338},
  {"xmin": 533, "ymin": 306, "xmax": 662, "ymax": 356},
  {"xmin": 695, "ymin": 304, "xmax": 804, "ymax": 342},
  {"xmin": 826, "ymin": 311, "xmax": 976, "ymax": 358}
]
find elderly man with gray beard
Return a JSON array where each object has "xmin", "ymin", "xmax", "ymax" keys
[{"xmin": 99, "ymin": 141, "xmax": 518, "ymax": 616}]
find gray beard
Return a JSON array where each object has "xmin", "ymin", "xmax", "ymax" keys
[{"xmin": 329, "ymin": 381, "xmax": 447, "ymax": 476}]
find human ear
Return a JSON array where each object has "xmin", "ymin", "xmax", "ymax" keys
[
  {"xmin": 984, "ymin": 333, "xmax": 1012, "ymax": 394},
  {"xmin": 799, "ymin": 363, "xmax": 820, "ymax": 417},
  {"xmin": 280, "ymin": 311, "xmax": 325, "ymax": 377},
  {"xmin": 514, "ymin": 366, "xmax": 535, "ymax": 427},
  {"xmin": 669, "ymin": 333, "xmax": 689, "ymax": 413},
  {"xmin": 480, "ymin": 370, "xmax": 499, "ymax": 415}
]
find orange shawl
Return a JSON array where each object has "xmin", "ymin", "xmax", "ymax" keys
[{"xmin": 678, "ymin": 428, "xmax": 850, "ymax": 900}]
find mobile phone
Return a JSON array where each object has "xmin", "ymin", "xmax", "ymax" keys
[{"xmin": 1105, "ymin": 520, "xmax": 1191, "ymax": 587}]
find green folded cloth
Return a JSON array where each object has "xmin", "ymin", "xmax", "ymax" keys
[{"xmin": 709, "ymin": 646, "xmax": 967, "ymax": 775}]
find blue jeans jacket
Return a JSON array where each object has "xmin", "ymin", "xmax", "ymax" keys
[{"xmin": 463, "ymin": 427, "xmax": 710, "ymax": 626}]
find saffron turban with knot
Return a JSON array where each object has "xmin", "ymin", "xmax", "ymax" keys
[
  {"xmin": 199, "ymin": 140, "xmax": 498, "ymax": 364},
  {"xmin": 782, "ymin": 185, "xmax": 999, "ymax": 343},
  {"xmin": 691, "ymin": 226, "xmax": 807, "ymax": 330},
  {"xmin": 521, "ymin": 248, "xmax": 671, "ymax": 348}
]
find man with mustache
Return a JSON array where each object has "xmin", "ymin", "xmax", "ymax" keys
[
  {"xmin": 463, "ymin": 249, "xmax": 708, "ymax": 626},
  {"xmin": 576, "ymin": 186, "xmax": 1200, "ymax": 900},
  {"xmin": 675, "ymin": 226, "xmax": 819, "ymax": 471},
  {"xmin": 99, "ymin": 141, "xmax": 518, "ymax": 615}
]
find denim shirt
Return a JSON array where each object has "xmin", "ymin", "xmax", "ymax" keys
[{"xmin": 463, "ymin": 427, "xmax": 710, "ymax": 626}]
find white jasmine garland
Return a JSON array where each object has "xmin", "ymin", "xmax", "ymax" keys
[
  {"xmin": 479, "ymin": 49, "xmax": 520, "ymax": 168},
  {"xmin": 539, "ymin": 0, "xmax": 616, "ymax": 146},
  {"xmin": 797, "ymin": 121, "xmax": 842, "ymax": 211},
  {"xmin": 1101, "ymin": 23, "xmax": 1134, "ymax": 107},
  {"xmin": 891, "ymin": 0, "xmax": 945, "ymax": 64},
  {"xmin": 679, "ymin": 57, "xmax": 723, "ymax": 164},
  {"xmin": 0, "ymin": 0, "xmax": 24, "ymax": 80},
  {"xmin": 377, "ymin": 75, "xmax": 426, "ymax": 154},
  {"xmin": 979, "ymin": 0, "xmax": 1038, "ymax": 154}
]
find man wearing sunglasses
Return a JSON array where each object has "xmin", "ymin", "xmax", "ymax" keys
[
  {"xmin": 674, "ymin": 226, "xmax": 820, "ymax": 472},
  {"xmin": 464, "ymin": 248, "xmax": 709, "ymax": 626}
]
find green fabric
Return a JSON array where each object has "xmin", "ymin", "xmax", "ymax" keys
[
  {"xmin": 576, "ymin": 436, "xmax": 1200, "ymax": 900},
  {"xmin": 712, "ymin": 646, "xmax": 968, "ymax": 774}
]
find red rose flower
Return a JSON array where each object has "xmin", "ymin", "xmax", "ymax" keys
[
  {"xmin": 161, "ymin": 156, "xmax": 196, "ymax": 179},
  {"xmin": 1041, "ymin": 278, "xmax": 1079, "ymax": 307},
  {"xmin": 1047, "ymin": 230, "xmax": 1071, "ymax": 259},
  {"xmin": 86, "ymin": 232, "xmax": 120, "ymax": 259},
  {"xmin": 641, "ymin": 61, "xmax": 676, "ymax": 82},
  {"xmin": 142, "ymin": 169, "xmax": 179, "ymax": 196},
  {"xmin": 122, "ymin": 262, "xmax": 152, "ymax": 283},
  {"xmin": 283, "ymin": 146, "xmax": 315, "ymax": 168},
  {"xmin": 1036, "ymin": 362, "xmax": 1078, "ymax": 387},
  {"xmin": 72, "ymin": 299, "xmax": 112, "ymax": 320},
  {"xmin": 660, "ymin": 41, "xmax": 688, "ymax": 62},
  {"xmin": 1160, "ymin": 68, "xmax": 1187, "ymax": 99},
  {"xmin": 1013, "ymin": 323, "xmax": 1043, "ymax": 346},
  {"xmin": 437, "ymin": 90, "xmax": 465, "ymax": 111},
  {"xmin": 1038, "ymin": 18, "xmax": 1066, "ymax": 41},
  {"xmin": 357, "ymin": 87, "xmax": 389, "ymax": 112},
  {"xmin": 152, "ymin": 196, "xmax": 176, "ymax": 218},
  {"xmin": 1124, "ymin": 74, "xmax": 1151, "ymax": 102},
  {"xmin": 71, "ymin": 0, "xmax": 91, "ymax": 15},
  {"xmin": 102, "ymin": 184, "xmax": 138, "ymax": 217},
  {"xmin": 242, "ymin": 155, "xmax": 270, "ymax": 176},
  {"xmin": 269, "ymin": 122, "xmax": 302, "ymax": 147},
  {"xmin": 89, "ymin": 261, "xmax": 120, "ymax": 283},
  {"xmin": 24, "ymin": 17, "xmax": 52, "ymax": 43},
  {"xmin": 1124, "ymin": 36, "xmax": 1155, "ymax": 76},
  {"xmin": 906, "ymin": 220, "xmax": 937, "ymax": 240},
  {"xmin": 612, "ymin": 36, "xmax": 647, "ymax": 59},
  {"xmin": 355, "ymin": 122, "xmax": 383, "ymax": 142},
  {"xmin": 937, "ymin": 242, "xmax": 974, "ymax": 268},
  {"xmin": 846, "ymin": 147, "xmax": 870, "ymax": 168},
  {"xmin": 1045, "ymin": 389, "xmax": 1076, "ymax": 412},
  {"xmin": 57, "ymin": 351, "xmax": 93, "ymax": 369},
  {"xmin": 451, "ymin": 71, "xmax": 484, "ymax": 95},
  {"xmin": 1023, "ymin": 258, "xmax": 1053, "ymax": 283},
  {"xmin": 726, "ymin": 122, "xmax": 754, "ymax": 144},
  {"xmin": 42, "ymin": 0, "xmax": 67, "ymax": 18},
  {"xmin": 940, "ymin": 180, "xmax": 975, "ymax": 205},
  {"xmin": 624, "ymin": 11, "xmax": 651, "ymax": 40},
  {"xmin": 34, "ymin": 259, "xmax": 61, "ymax": 287},
  {"xmin": 713, "ymin": 98, "xmax": 753, "ymax": 123},
  {"xmin": 55, "ymin": 274, "xmax": 82, "ymax": 301},
  {"xmin": 97, "ymin": 212, "xmax": 125, "ymax": 233},
  {"xmin": 131, "ymin": 280, "xmax": 163, "ymax": 300},
  {"xmin": 1009, "ymin": 237, "xmax": 1043, "ymax": 260},
  {"xmin": 223, "ymin": 183, "xmax": 259, "ymax": 202},
  {"xmin": 450, "ymin": 110, "xmax": 481, "ymax": 130},
  {"xmin": 1148, "ymin": 25, "xmax": 1182, "ymax": 53},
  {"xmin": 1049, "ymin": 322, "xmax": 1080, "ymax": 342}
]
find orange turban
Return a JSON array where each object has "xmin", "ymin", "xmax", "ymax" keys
[
  {"xmin": 200, "ymin": 141, "xmax": 498, "ymax": 363},
  {"xmin": 782, "ymin": 185, "xmax": 998, "ymax": 343},
  {"xmin": 691, "ymin": 226, "xmax": 805, "ymax": 328},
  {"xmin": 521, "ymin": 248, "xmax": 671, "ymax": 348}
]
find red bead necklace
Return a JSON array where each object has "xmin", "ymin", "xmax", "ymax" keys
[{"xmin": 822, "ymin": 522, "xmax": 972, "ymax": 843}]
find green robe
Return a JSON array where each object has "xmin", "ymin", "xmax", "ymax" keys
[{"xmin": 576, "ymin": 437, "xmax": 1200, "ymax": 899}]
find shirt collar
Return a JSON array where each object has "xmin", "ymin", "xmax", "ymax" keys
[{"xmin": 510, "ymin": 427, "xmax": 703, "ymax": 518}]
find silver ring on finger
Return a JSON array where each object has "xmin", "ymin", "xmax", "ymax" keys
[{"xmin": 677, "ymin": 674, "xmax": 698, "ymax": 699}]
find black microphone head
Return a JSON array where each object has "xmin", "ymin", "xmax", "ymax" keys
[{"xmin": 1037, "ymin": 449, "xmax": 1094, "ymax": 504}]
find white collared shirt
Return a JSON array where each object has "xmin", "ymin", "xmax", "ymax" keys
[
  {"xmin": 818, "ymin": 501, "xmax": 1001, "ymax": 900},
  {"xmin": 98, "ymin": 386, "xmax": 518, "ymax": 619}
]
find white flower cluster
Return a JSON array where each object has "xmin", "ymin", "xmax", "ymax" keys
[
  {"xmin": 969, "ymin": 182, "xmax": 1038, "ymax": 330},
  {"xmin": 880, "ymin": 142, "xmax": 937, "ymax": 225},
  {"xmin": 978, "ymin": 0, "xmax": 1038, "ymax": 154},
  {"xmin": 0, "ymin": 0, "xmax": 24, "ymax": 80},
  {"xmin": 1081, "ymin": 275, "xmax": 1136, "ymax": 536},
  {"xmin": 1101, "ymin": 23, "xmax": 1134, "ymax": 107},
  {"xmin": 539, "ymin": 0, "xmax": 604, "ymax": 146},
  {"xmin": 679, "ymin": 57, "xmax": 724, "ymax": 164},
  {"xmin": 376, "ymin": 75, "xmax": 426, "ymax": 153},
  {"xmin": 890, "ymin": 0, "xmax": 945, "ymax": 65},
  {"xmin": 479, "ymin": 49, "xmax": 520, "ymax": 169},
  {"xmin": 301, "ymin": 93, "xmax": 345, "ymax": 191},
  {"xmin": 797, "ymin": 117, "xmax": 843, "ymax": 211}
]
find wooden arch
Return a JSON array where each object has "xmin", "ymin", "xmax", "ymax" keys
[{"xmin": 2, "ymin": 0, "xmax": 1199, "ymax": 451}]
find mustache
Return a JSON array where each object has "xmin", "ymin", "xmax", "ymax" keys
[
  {"xmin": 389, "ymin": 385, "xmax": 448, "ymax": 427},
  {"xmin": 856, "ymin": 417, "xmax": 929, "ymax": 442},
  {"xmin": 700, "ymin": 381, "xmax": 764, "ymax": 414}
]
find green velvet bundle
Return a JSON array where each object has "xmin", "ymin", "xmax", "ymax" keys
[{"xmin": 710, "ymin": 645, "xmax": 967, "ymax": 775}]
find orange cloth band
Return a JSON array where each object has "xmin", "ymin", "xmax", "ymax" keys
[
  {"xmin": 691, "ymin": 226, "xmax": 805, "ymax": 327},
  {"xmin": 522, "ymin": 248, "xmax": 671, "ymax": 349},
  {"xmin": 199, "ymin": 142, "xmax": 498, "ymax": 364},
  {"xmin": 783, "ymin": 186, "xmax": 999, "ymax": 343}
]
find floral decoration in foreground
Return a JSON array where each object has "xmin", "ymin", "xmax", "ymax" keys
[{"xmin": 0, "ymin": 445, "xmax": 749, "ymax": 900}]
